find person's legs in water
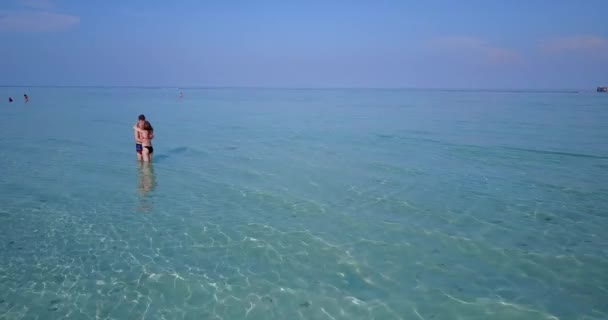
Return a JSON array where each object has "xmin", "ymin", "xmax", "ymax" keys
[
  {"xmin": 142, "ymin": 147, "xmax": 150, "ymax": 162},
  {"xmin": 146, "ymin": 146, "xmax": 153, "ymax": 161},
  {"xmin": 136, "ymin": 143, "xmax": 143, "ymax": 161}
]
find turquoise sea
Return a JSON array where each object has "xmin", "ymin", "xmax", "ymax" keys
[{"xmin": 0, "ymin": 87, "xmax": 606, "ymax": 319}]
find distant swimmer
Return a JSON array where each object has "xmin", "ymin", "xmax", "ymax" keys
[
  {"xmin": 179, "ymin": 91, "xmax": 183, "ymax": 98},
  {"xmin": 23, "ymin": 94, "xmax": 29, "ymax": 103},
  {"xmin": 8, "ymin": 97, "xmax": 13, "ymax": 103}
]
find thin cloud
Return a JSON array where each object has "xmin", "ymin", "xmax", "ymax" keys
[
  {"xmin": 540, "ymin": 35, "xmax": 608, "ymax": 54},
  {"xmin": 18, "ymin": 0, "xmax": 55, "ymax": 10},
  {"xmin": 0, "ymin": 10, "xmax": 79, "ymax": 32},
  {"xmin": 427, "ymin": 36, "xmax": 522, "ymax": 64}
]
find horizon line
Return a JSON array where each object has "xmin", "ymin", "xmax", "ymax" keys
[{"xmin": 0, "ymin": 85, "xmax": 589, "ymax": 93}]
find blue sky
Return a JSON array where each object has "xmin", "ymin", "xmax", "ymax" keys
[{"xmin": 0, "ymin": 0, "xmax": 606, "ymax": 89}]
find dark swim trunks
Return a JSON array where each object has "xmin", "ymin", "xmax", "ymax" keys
[
  {"xmin": 136, "ymin": 143, "xmax": 143, "ymax": 154},
  {"xmin": 144, "ymin": 146, "xmax": 154, "ymax": 154}
]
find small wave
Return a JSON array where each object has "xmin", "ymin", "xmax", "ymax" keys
[
  {"xmin": 376, "ymin": 131, "xmax": 432, "ymax": 140},
  {"xmin": 152, "ymin": 154, "xmax": 169, "ymax": 162},
  {"xmin": 501, "ymin": 147, "xmax": 608, "ymax": 160},
  {"xmin": 373, "ymin": 134, "xmax": 448, "ymax": 146},
  {"xmin": 374, "ymin": 134, "xmax": 608, "ymax": 161},
  {"xmin": 152, "ymin": 146, "xmax": 207, "ymax": 163},
  {"xmin": 166, "ymin": 146, "xmax": 189, "ymax": 154}
]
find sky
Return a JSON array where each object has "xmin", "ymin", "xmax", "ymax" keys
[{"xmin": 0, "ymin": 0, "xmax": 606, "ymax": 89}]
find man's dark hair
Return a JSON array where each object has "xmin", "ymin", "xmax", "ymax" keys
[{"xmin": 138, "ymin": 114, "xmax": 145, "ymax": 120}]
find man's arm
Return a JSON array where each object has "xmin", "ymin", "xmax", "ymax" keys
[{"xmin": 133, "ymin": 123, "xmax": 141, "ymax": 143}]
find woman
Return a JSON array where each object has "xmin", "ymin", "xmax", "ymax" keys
[{"xmin": 133, "ymin": 121, "xmax": 154, "ymax": 161}]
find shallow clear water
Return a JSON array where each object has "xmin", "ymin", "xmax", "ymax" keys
[{"xmin": 0, "ymin": 87, "xmax": 607, "ymax": 319}]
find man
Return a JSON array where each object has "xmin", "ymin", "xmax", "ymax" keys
[{"xmin": 134, "ymin": 114, "xmax": 146, "ymax": 160}]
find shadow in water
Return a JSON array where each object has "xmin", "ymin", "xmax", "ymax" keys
[{"xmin": 137, "ymin": 161, "xmax": 157, "ymax": 212}]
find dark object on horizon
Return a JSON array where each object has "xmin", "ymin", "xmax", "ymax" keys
[
  {"xmin": 24, "ymin": 94, "xmax": 29, "ymax": 102},
  {"xmin": 8, "ymin": 97, "xmax": 13, "ymax": 103},
  {"xmin": 597, "ymin": 86, "xmax": 608, "ymax": 92}
]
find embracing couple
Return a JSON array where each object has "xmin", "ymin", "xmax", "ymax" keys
[{"xmin": 133, "ymin": 114, "xmax": 154, "ymax": 161}]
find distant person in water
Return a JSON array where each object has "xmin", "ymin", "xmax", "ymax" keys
[
  {"xmin": 133, "ymin": 119, "xmax": 154, "ymax": 162},
  {"xmin": 8, "ymin": 97, "xmax": 13, "ymax": 103},
  {"xmin": 23, "ymin": 94, "xmax": 29, "ymax": 103},
  {"xmin": 179, "ymin": 91, "xmax": 183, "ymax": 98}
]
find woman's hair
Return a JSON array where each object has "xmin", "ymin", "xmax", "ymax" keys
[{"xmin": 143, "ymin": 121, "xmax": 153, "ymax": 131}]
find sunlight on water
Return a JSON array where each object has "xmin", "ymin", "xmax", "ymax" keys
[{"xmin": 0, "ymin": 88, "xmax": 606, "ymax": 319}]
